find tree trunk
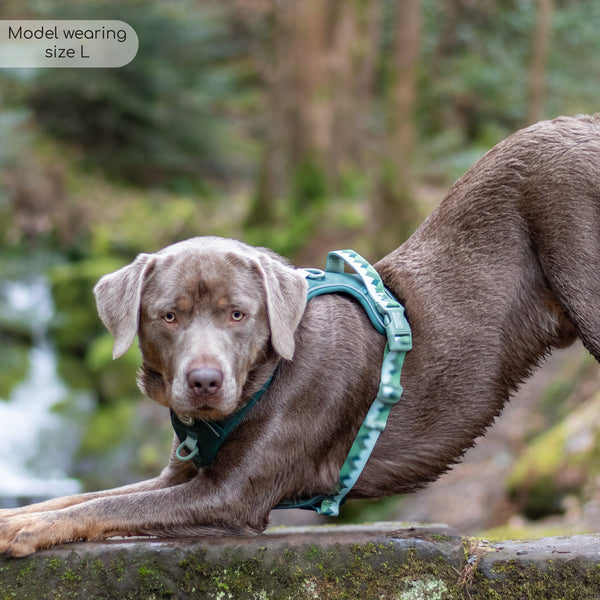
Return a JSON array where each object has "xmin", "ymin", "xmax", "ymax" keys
[
  {"xmin": 374, "ymin": 0, "xmax": 421, "ymax": 254},
  {"xmin": 244, "ymin": 0, "xmax": 382, "ymax": 233},
  {"xmin": 527, "ymin": 0, "xmax": 553, "ymax": 125}
]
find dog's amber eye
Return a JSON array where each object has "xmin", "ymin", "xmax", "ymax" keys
[
  {"xmin": 164, "ymin": 312, "xmax": 177, "ymax": 324},
  {"xmin": 231, "ymin": 310, "xmax": 244, "ymax": 322}
]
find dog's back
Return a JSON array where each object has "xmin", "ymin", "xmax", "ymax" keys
[{"xmin": 369, "ymin": 115, "xmax": 600, "ymax": 490}]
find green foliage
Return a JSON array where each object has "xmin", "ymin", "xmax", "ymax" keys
[
  {"xmin": 546, "ymin": 1, "xmax": 600, "ymax": 116},
  {"xmin": 507, "ymin": 425, "xmax": 568, "ymax": 520},
  {"xmin": 0, "ymin": 340, "xmax": 29, "ymax": 400},
  {"xmin": 419, "ymin": 0, "xmax": 534, "ymax": 138},
  {"xmin": 416, "ymin": 0, "xmax": 536, "ymax": 184},
  {"xmin": 292, "ymin": 158, "xmax": 329, "ymax": 211},
  {"xmin": 29, "ymin": 1, "xmax": 252, "ymax": 188},
  {"xmin": 85, "ymin": 190, "xmax": 210, "ymax": 257},
  {"xmin": 416, "ymin": 0, "xmax": 600, "ymax": 186},
  {"xmin": 47, "ymin": 258, "xmax": 141, "ymax": 403},
  {"xmin": 79, "ymin": 400, "xmax": 136, "ymax": 456},
  {"xmin": 48, "ymin": 258, "xmax": 121, "ymax": 354},
  {"xmin": 86, "ymin": 333, "xmax": 142, "ymax": 400}
]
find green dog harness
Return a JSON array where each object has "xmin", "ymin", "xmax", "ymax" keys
[{"xmin": 170, "ymin": 249, "xmax": 412, "ymax": 517}]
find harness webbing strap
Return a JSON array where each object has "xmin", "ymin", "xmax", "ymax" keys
[
  {"xmin": 280, "ymin": 250, "xmax": 412, "ymax": 515},
  {"xmin": 170, "ymin": 249, "xmax": 412, "ymax": 517}
]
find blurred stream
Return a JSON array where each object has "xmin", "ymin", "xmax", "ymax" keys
[{"xmin": 0, "ymin": 277, "xmax": 93, "ymax": 507}]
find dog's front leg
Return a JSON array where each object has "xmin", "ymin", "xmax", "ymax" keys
[
  {"xmin": 0, "ymin": 470, "xmax": 191, "ymax": 519},
  {"xmin": 0, "ymin": 437, "xmax": 197, "ymax": 519},
  {"xmin": 0, "ymin": 470, "xmax": 270, "ymax": 556}
]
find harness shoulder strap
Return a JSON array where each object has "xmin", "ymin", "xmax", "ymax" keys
[
  {"xmin": 301, "ymin": 269, "xmax": 386, "ymax": 334},
  {"xmin": 276, "ymin": 250, "xmax": 411, "ymax": 515}
]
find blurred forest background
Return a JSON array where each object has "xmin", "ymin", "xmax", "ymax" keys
[{"xmin": 2, "ymin": 0, "xmax": 600, "ymax": 538}]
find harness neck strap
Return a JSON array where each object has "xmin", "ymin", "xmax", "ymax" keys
[{"xmin": 170, "ymin": 376, "xmax": 273, "ymax": 468}]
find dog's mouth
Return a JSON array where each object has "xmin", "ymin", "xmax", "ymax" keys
[
  {"xmin": 172, "ymin": 384, "xmax": 243, "ymax": 422},
  {"xmin": 170, "ymin": 388, "xmax": 241, "ymax": 420},
  {"xmin": 179, "ymin": 404, "xmax": 232, "ymax": 422}
]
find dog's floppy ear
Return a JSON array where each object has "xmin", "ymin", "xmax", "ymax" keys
[
  {"xmin": 93, "ymin": 253, "xmax": 156, "ymax": 359},
  {"xmin": 254, "ymin": 254, "xmax": 307, "ymax": 360}
]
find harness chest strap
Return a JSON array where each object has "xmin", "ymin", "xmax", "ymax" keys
[{"xmin": 170, "ymin": 249, "xmax": 412, "ymax": 517}]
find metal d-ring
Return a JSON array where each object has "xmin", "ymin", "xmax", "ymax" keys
[{"xmin": 175, "ymin": 434, "xmax": 199, "ymax": 461}]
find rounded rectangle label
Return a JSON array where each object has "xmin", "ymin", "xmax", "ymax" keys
[{"xmin": 0, "ymin": 20, "xmax": 138, "ymax": 68}]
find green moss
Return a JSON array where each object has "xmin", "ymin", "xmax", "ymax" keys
[
  {"xmin": 508, "ymin": 425, "xmax": 566, "ymax": 492},
  {"xmin": 62, "ymin": 568, "xmax": 81, "ymax": 584},
  {"xmin": 109, "ymin": 555, "xmax": 126, "ymax": 581},
  {"xmin": 16, "ymin": 559, "xmax": 36, "ymax": 583},
  {"xmin": 2, "ymin": 535, "xmax": 600, "ymax": 599},
  {"xmin": 506, "ymin": 389, "xmax": 600, "ymax": 522},
  {"xmin": 481, "ymin": 522, "xmax": 585, "ymax": 542},
  {"xmin": 91, "ymin": 558, "xmax": 107, "ymax": 579},
  {"xmin": 172, "ymin": 542, "xmax": 466, "ymax": 600},
  {"xmin": 473, "ymin": 556, "xmax": 600, "ymax": 599}
]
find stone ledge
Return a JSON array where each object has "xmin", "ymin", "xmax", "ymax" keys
[{"xmin": 0, "ymin": 522, "xmax": 599, "ymax": 599}]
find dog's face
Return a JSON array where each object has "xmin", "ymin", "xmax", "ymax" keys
[{"xmin": 93, "ymin": 237, "xmax": 308, "ymax": 419}]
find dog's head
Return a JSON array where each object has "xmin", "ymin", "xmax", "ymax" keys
[{"xmin": 93, "ymin": 237, "xmax": 307, "ymax": 419}]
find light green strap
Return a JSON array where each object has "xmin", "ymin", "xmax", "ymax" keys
[
  {"xmin": 325, "ymin": 250, "xmax": 411, "ymax": 351},
  {"xmin": 316, "ymin": 250, "xmax": 412, "ymax": 516}
]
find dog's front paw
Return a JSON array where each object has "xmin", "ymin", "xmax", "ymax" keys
[{"xmin": 0, "ymin": 513, "xmax": 70, "ymax": 557}]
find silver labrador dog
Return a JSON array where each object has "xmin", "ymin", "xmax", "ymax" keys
[{"xmin": 1, "ymin": 114, "xmax": 599, "ymax": 555}]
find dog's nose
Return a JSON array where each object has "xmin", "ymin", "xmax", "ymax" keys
[{"xmin": 187, "ymin": 367, "xmax": 223, "ymax": 395}]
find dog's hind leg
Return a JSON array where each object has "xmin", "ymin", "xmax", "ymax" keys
[
  {"xmin": 526, "ymin": 189, "xmax": 600, "ymax": 361},
  {"xmin": 512, "ymin": 115, "xmax": 600, "ymax": 360}
]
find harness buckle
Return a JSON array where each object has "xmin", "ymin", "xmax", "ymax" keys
[
  {"xmin": 383, "ymin": 307, "xmax": 412, "ymax": 352},
  {"xmin": 298, "ymin": 268, "xmax": 326, "ymax": 280}
]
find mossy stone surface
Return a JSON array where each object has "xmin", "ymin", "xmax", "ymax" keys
[{"xmin": 1, "ymin": 523, "xmax": 599, "ymax": 599}]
